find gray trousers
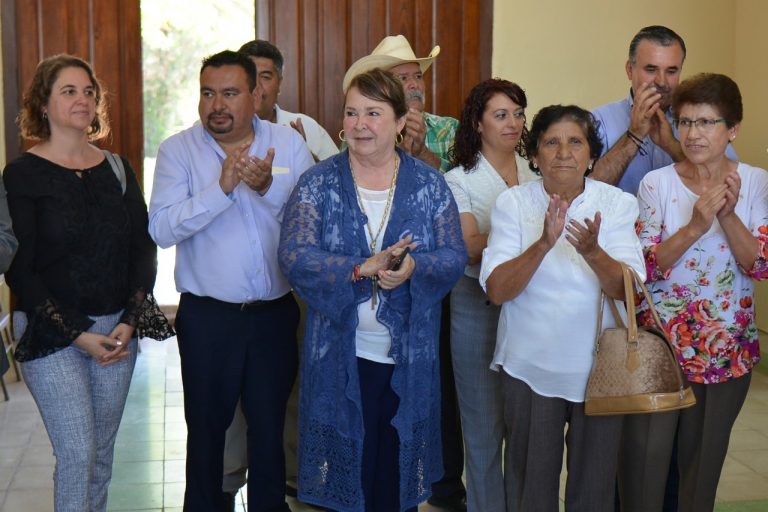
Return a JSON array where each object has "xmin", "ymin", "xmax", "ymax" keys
[
  {"xmin": 502, "ymin": 373, "xmax": 622, "ymax": 512},
  {"xmin": 21, "ymin": 312, "xmax": 137, "ymax": 512},
  {"xmin": 451, "ymin": 274, "xmax": 510, "ymax": 511},
  {"xmin": 619, "ymin": 374, "xmax": 751, "ymax": 512}
]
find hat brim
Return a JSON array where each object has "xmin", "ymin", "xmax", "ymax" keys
[{"xmin": 342, "ymin": 46, "xmax": 440, "ymax": 93}]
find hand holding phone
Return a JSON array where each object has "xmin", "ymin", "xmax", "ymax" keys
[{"xmin": 388, "ymin": 247, "xmax": 411, "ymax": 271}]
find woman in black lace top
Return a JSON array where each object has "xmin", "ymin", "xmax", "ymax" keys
[{"xmin": 2, "ymin": 54, "xmax": 172, "ymax": 512}]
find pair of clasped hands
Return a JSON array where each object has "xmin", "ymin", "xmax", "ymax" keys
[
  {"xmin": 74, "ymin": 323, "xmax": 135, "ymax": 367},
  {"xmin": 630, "ymin": 82, "xmax": 682, "ymax": 157},
  {"xmin": 220, "ymin": 142, "xmax": 275, "ymax": 195},
  {"xmin": 541, "ymin": 195, "xmax": 603, "ymax": 258},
  {"xmin": 688, "ymin": 169, "xmax": 741, "ymax": 237},
  {"xmin": 358, "ymin": 236, "xmax": 417, "ymax": 290}
]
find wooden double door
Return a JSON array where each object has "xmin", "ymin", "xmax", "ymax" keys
[{"xmin": 2, "ymin": 0, "xmax": 491, "ymax": 181}]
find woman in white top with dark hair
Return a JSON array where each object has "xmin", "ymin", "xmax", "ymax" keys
[
  {"xmin": 444, "ymin": 78, "xmax": 537, "ymax": 512},
  {"xmin": 480, "ymin": 104, "xmax": 644, "ymax": 512}
]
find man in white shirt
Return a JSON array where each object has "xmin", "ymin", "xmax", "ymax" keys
[{"xmin": 239, "ymin": 39, "xmax": 339, "ymax": 162}]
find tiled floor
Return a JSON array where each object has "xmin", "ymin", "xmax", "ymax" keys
[{"xmin": 2, "ymin": 337, "xmax": 768, "ymax": 511}]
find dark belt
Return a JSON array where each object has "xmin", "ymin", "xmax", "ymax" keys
[{"xmin": 184, "ymin": 292, "xmax": 293, "ymax": 312}]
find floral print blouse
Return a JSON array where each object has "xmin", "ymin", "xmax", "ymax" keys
[{"xmin": 636, "ymin": 163, "xmax": 768, "ymax": 384}]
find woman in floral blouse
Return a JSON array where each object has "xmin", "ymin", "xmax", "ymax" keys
[{"xmin": 624, "ymin": 73, "xmax": 768, "ymax": 512}]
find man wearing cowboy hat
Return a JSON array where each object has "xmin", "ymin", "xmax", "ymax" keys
[
  {"xmin": 344, "ymin": 34, "xmax": 466, "ymax": 512},
  {"xmin": 343, "ymin": 34, "xmax": 459, "ymax": 173}
]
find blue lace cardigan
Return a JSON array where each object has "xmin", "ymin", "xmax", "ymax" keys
[{"xmin": 278, "ymin": 149, "xmax": 467, "ymax": 511}]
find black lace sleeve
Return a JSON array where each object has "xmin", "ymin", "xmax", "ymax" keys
[
  {"xmin": 117, "ymin": 158, "xmax": 174, "ymax": 340},
  {"xmin": 121, "ymin": 288, "xmax": 175, "ymax": 341},
  {"xmin": 13, "ymin": 298, "xmax": 94, "ymax": 362}
]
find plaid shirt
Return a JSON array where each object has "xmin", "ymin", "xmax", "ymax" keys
[{"xmin": 424, "ymin": 112, "xmax": 459, "ymax": 173}]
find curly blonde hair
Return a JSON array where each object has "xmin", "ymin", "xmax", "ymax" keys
[{"xmin": 18, "ymin": 54, "xmax": 109, "ymax": 141}]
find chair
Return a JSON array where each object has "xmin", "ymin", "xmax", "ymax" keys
[{"xmin": 0, "ymin": 275, "xmax": 21, "ymax": 401}]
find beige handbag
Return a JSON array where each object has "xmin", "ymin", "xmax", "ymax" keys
[{"xmin": 584, "ymin": 262, "xmax": 696, "ymax": 416}]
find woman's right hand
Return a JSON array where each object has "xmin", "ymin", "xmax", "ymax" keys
[
  {"xmin": 688, "ymin": 184, "xmax": 728, "ymax": 237},
  {"xmin": 540, "ymin": 194, "xmax": 568, "ymax": 249},
  {"xmin": 73, "ymin": 332, "xmax": 130, "ymax": 367},
  {"xmin": 359, "ymin": 236, "xmax": 413, "ymax": 278}
]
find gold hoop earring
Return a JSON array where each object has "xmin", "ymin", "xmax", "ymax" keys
[
  {"xmin": 338, "ymin": 129, "xmax": 346, "ymax": 142},
  {"xmin": 396, "ymin": 133, "xmax": 404, "ymax": 145}
]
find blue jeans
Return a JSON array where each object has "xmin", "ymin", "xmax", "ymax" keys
[{"xmin": 21, "ymin": 312, "xmax": 137, "ymax": 512}]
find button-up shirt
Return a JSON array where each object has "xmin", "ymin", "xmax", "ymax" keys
[
  {"xmin": 148, "ymin": 117, "xmax": 314, "ymax": 303},
  {"xmin": 592, "ymin": 92, "xmax": 737, "ymax": 195},
  {"xmin": 274, "ymin": 105, "xmax": 339, "ymax": 162},
  {"xmin": 424, "ymin": 111, "xmax": 459, "ymax": 173}
]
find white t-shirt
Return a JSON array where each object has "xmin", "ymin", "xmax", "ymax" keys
[
  {"xmin": 274, "ymin": 105, "xmax": 339, "ymax": 162},
  {"xmin": 479, "ymin": 179, "xmax": 646, "ymax": 402},
  {"xmin": 354, "ymin": 185, "xmax": 395, "ymax": 364},
  {"xmin": 445, "ymin": 152, "xmax": 539, "ymax": 278}
]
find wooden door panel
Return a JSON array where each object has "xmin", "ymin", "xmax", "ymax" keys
[
  {"xmin": 258, "ymin": 0, "xmax": 492, "ymax": 144},
  {"xmin": 2, "ymin": 0, "xmax": 144, "ymax": 183}
]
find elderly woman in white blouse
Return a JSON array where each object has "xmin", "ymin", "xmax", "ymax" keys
[
  {"xmin": 444, "ymin": 78, "xmax": 538, "ymax": 511},
  {"xmin": 480, "ymin": 104, "xmax": 645, "ymax": 512}
]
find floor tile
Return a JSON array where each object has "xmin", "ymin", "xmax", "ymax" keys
[
  {"xmin": 163, "ymin": 459, "xmax": 185, "ymax": 483},
  {"xmin": 113, "ymin": 440, "xmax": 165, "ymax": 462},
  {"xmin": 106, "ymin": 482, "xmax": 163, "ymax": 510},
  {"xmin": 18, "ymin": 445, "xmax": 54, "ymax": 466},
  {"xmin": 8, "ymin": 464, "xmax": 54, "ymax": 490},
  {"xmin": 164, "ymin": 439, "xmax": 186, "ymax": 460},
  {"xmin": 2, "ymin": 488, "xmax": 53, "ymax": 512},
  {"xmin": 163, "ymin": 482, "xmax": 185, "ymax": 508},
  {"xmin": 111, "ymin": 460, "xmax": 164, "ymax": 484}
]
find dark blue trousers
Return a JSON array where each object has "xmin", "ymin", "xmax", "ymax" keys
[
  {"xmin": 176, "ymin": 292, "xmax": 299, "ymax": 512},
  {"xmin": 357, "ymin": 358, "xmax": 417, "ymax": 512}
]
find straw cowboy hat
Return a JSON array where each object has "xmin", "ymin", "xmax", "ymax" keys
[{"xmin": 342, "ymin": 35, "xmax": 440, "ymax": 92}]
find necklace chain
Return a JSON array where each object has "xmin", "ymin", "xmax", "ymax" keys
[{"xmin": 350, "ymin": 156, "xmax": 400, "ymax": 255}]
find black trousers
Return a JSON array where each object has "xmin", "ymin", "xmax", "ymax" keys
[
  {"xmin": 431, "ymin": 295, "xmax": 466, "ymax": 500},
  {"xmin": 176, "ymin": 292, "xmax": 299, "ymax": 512}
]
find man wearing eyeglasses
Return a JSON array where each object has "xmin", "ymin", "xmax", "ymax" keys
[{"xmin": 590, "ymin": 25, "xmax": 736, "ymax": 194}]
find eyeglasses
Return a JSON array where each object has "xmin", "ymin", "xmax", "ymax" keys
[{"xmin": 674, "ymin": 118, "xmax": 727, "ymax": 131}]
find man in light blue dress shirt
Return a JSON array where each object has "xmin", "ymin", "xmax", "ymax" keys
[
  {"xmin": 591, "ymin": 26, "xmax": 738, "ymax": 196},
  {"xmin": 148, "ymin": 50, "xmax": 313, "ymax": 512}
]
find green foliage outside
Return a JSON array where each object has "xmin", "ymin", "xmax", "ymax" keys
[{"xmin": 141, "ymin": 0, "xmax": 255, "ymax": 157}]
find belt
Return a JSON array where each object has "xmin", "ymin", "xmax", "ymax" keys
[{"xmin": 184, "ymin": 292, "xmax": 293, "ymax": 312}]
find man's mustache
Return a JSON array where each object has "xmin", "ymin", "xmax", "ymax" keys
[{"xmin": 406, "ymin": 90, "xmax": 425, "ymax": 103}]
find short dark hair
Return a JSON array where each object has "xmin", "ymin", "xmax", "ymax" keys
[
  {"xmin": 672, "ymin": 73, "xmax": 743, "ymax": 128},
  {"xmin": 629, "ymin": 25, "xmax": 686, "ymax": 64},
  {"xmin": 452, "ymin": 78, "xmax": 529, "ymax": 171},
  {"xmin": 19, "ymin": 54, "xmax": 109, "ymax": 141},
  {"xmin": 238, "ymin": 40, "xmax": 284, "ymax": 76},
  {"xmin": 346, "ymin": 68, "xmax": 407, "ymax": 119},
  {"xmin": 525, "ymin": 105, "xmax": 603, "ymax": 175},
  {"xmin": 200, "ymin": 50, "xmax": 257, "ymax": 92}
]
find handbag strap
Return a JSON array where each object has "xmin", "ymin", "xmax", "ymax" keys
[
  {"xmin": 621, "ymin": 262, "xmax": 666, "ymax": 337},
  {"xmin": 102, "ymin": 150, "xmax": 127, "ymax": 195}
]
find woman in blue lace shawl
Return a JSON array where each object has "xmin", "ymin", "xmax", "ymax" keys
[{"xmin": 278, "ymin": 69, "xmax": 466, "ymax": 511}]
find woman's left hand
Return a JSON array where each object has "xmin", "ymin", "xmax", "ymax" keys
[
  {"xmin": 565, "ymin": 211, "xmax": 602, "ymax": 258},
  {"xmin": 717, "ymin": 169, "xmax": 741, "ymax": 221},
  {"xmin": 101, "ymin": 322, "xmax": 135, "ymax": 363},
  {"xmin": 376, "ymin": 246, "xmax": 415, "ymax": 290}
]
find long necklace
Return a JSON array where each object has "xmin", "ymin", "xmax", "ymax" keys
[{"xmin": 350, "ymin": 155, "xmax": 400, "ymax": 308}]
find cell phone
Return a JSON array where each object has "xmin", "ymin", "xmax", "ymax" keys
[{"xmin": 388, "ymin": 247, "xmax": 411, "ymax": 271}]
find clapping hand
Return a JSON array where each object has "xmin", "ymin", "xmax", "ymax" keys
[
  {"xmin": 566, "ymin": 212, "xmax": 602, "ymax": 257},
  {"xmin": 540, "ymin": 194, "xmax": 568, "ymax": 249},
  {"xmin": 236, "ymin": 148, "xmax": 275, "ymax": 194}
]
